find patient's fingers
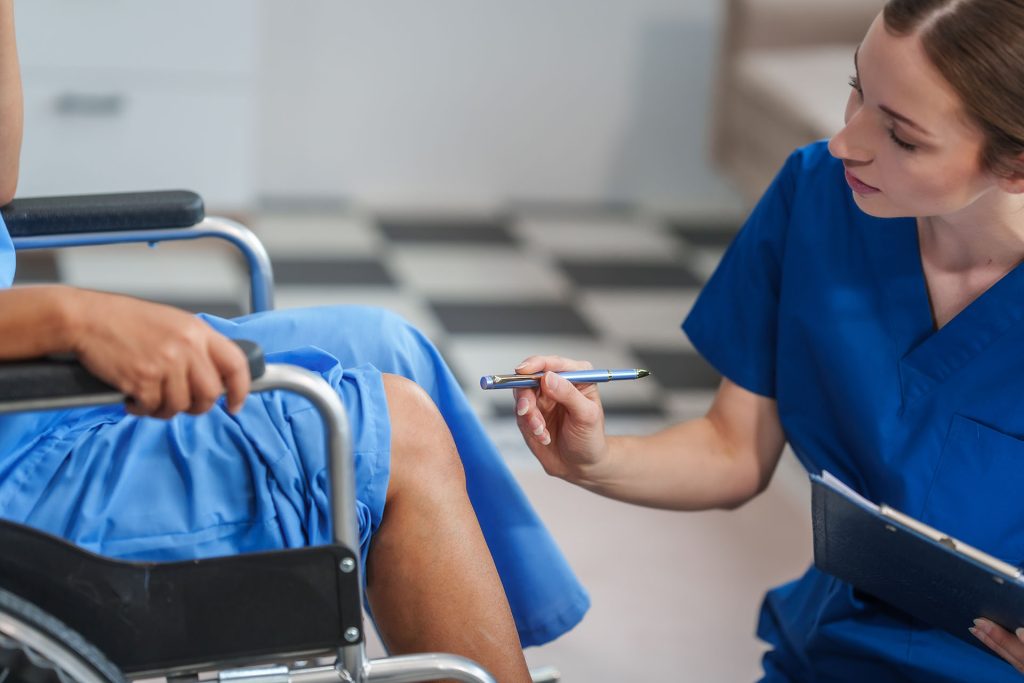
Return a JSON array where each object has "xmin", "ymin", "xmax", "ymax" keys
[
  {"xmin": 154, "ymin": 366, "xmax": 191, "ymax": 419},
  {"xmin": 210, "ymin": 336, "xmax": 251, "ymax": 414},
  {"xmin": 187, "ymin": 354, "xmax": 224, "ymax": 415}
]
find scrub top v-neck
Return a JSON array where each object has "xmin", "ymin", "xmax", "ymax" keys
[{"xmin": 684, "ymin": 140, "xmax": 1024, "ymax": 681}]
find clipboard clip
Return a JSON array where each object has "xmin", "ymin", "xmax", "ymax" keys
[{"xmin": 880, "ymin": 504, "xmax": 1024, "ymax": 582}]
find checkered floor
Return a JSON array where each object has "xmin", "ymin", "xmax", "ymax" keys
[{"xmin": 14, "ymin": 207, "xmax": 738, "ymax": 453}]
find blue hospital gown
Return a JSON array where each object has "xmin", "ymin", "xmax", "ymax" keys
[
  {"xmin": 0, "ymin": 223, "xmax": 588, "ymax": 648},
  {"xmin": 684, "ymin": 140, "xmax": 1024, "ymax": 681}
]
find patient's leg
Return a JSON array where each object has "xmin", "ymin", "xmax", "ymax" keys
[{"xmin": 366, "ymin": 374, "xmax": 531, "ymax": 683}]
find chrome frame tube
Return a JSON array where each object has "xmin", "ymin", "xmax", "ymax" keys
[
  {"xmin": 11, "ymin": 216, "xmax": 275, "ymax": 313},
  {"xmin": 363, "ymin": 654, "xmax": 497, "ymax": 683}
]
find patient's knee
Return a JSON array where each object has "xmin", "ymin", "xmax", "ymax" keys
[{"xmin": 382, "ymin": 373, "xmax": 465, "ymax": 498}]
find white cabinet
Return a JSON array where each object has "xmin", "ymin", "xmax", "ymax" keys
[{"xmin": 14, "ymin": 1, "xmax": 258, "ymax": 211}]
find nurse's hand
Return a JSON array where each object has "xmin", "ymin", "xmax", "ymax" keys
[
  {"xmin": 512, "ymin": 355, "xmax": 609, "ymax": 483},
  {"xmin": 67, "ymin": 289, "xmax": 251, "ymax": 419},
  {"xmin": 971, "ymin": 618, "xmax": 1024, "ymax": 673}
]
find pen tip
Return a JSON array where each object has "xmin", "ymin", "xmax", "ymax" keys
[{"xmin": 637, "ymin": 369, "xmax": 651, "ymax": 378}]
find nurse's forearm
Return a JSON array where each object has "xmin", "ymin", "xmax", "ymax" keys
[
  {"xmin": 572, "ymin": 421, "xmax": 770, "ymax": 510},
  {"xmin": 0, "ymin": 0, "xmax": 21, "ymax": 204},
  {"xmin": 574, "ymin": 380, "xmax": 786, "ymax": 510}
]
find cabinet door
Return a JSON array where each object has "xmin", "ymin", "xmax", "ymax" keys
[{"xmin": 20, "ymin": 74, "xmax": 254, "ymax": 209}]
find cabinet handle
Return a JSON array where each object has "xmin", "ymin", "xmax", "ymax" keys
[{"xmin": 53, "ymin": 93, "xmax": 125, "ymax": 117}]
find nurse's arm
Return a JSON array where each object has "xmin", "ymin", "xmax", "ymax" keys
[
  {"xmin": 0, "ymin": 0, "xmax": 21, "ymax": 205},
  {"xmin": 578, "ymin": 377, "xmax": 786, "ymax": 511},
  {"xmin": 0, "ymin": 285, "xmax": 251, "ymax": 417}
]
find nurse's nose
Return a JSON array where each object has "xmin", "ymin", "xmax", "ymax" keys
[{"xmin": 828, "ymin": 110, "xmax": 873, "ymax": 164}]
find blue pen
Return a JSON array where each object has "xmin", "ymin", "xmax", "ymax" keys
[{"xmin": 479, "ymin": 368, "xmax": 650, "ymax": 390}]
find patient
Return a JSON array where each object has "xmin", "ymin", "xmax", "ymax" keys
[{"xmin": 0, "ymin": 3, "xmax": 587, "ymax": 681}]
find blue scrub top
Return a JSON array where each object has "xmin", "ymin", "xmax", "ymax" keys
[{"xmin": 684, "ymin": 140, "xmax": 1024, "ymax": 681}]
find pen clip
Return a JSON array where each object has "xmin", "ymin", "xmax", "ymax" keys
[{"xmin": 488, "ymin": 373, "xmax": 542, "ymax": 385}]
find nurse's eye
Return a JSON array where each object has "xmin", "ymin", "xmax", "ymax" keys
[
  {"xmin": 848, "ymin": 75, "xmax": 863, "ymax": 98},
  {"xmin": 888, "ymin": 128, "xmax": 917, "ymax": 152}
]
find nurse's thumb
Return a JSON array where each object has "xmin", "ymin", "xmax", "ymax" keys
[{"xmin": 542, "ymin": 371, "xmax": 601, "ymax": 425}]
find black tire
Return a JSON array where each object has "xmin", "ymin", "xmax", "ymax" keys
[{"xmin": 0, "ymin": 587, "xmax": 124, "ymax": 683}]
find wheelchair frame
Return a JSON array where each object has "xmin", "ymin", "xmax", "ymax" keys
[{"xmin": 0, "ymin": 191, "xmax": 498, "ymax": 683}]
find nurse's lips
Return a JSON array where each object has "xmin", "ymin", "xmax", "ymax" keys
[{"xmin": 844, "ymin": 169, "xmax": 881, "ymax": 195}]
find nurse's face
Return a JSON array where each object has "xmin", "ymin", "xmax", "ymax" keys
[{"xmin": 827, "ymin": 14, "xmax": 996, "ymax": 219}]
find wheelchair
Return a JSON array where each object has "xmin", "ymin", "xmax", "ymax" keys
[{"xmin": 0, "ymin": 191, "xmax": 518, "ymax": 683}]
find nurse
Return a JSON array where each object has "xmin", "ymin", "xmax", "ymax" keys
[
  {"xmin": 512, "ymin": 0, "xmax": 1024, "ymax": 679},
  {"xmin": 0, "ymin": 2, "xmax": 588, "ymax": 681}
]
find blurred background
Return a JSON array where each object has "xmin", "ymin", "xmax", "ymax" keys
[{"xmin": 12, "ymin": 0, "xmax": 881, "ymax": 679}]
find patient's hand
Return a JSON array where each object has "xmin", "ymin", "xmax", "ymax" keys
[
  {"xmin": 67, "ymin": 289, "xmax": 250, "ymax": 418},
  {"xmin": 971, "ymin": 617, "xmax": 1024, "ymax": 674}
]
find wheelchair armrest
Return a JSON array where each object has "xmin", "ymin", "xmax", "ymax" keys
[
  {"xmin": 0, "ymin": 340, "xmax": 265, "ymax": 404},
  {"xmin": 1, "ymin": 191, "xmax": 204, "ymax": 237}
]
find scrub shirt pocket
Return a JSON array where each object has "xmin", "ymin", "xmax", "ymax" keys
[{"xmin": 920, "ymin": 414, "xmax": 1024, "ymax": 566}]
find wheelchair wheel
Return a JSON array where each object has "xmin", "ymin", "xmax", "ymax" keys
[{"xmin": 0, "ymin": 587, "xmax": 124, "ymax": 683}]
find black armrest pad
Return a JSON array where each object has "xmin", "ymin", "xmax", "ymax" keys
[
  {"xmin": 0, "ymin": 340, "xmax": 265, "ymax": 403},
  {"xmin": 1, "ymin": 191, "xmax": 205, "ymax": 237}
]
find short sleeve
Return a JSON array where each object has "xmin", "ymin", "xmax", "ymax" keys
[
  {"xmin": 0, "ymin": 211, "xmax": 13, "ymax": 288},
  {"xmin": 682, "ymin": 151, "xmax": 800, "ymax": 398}
]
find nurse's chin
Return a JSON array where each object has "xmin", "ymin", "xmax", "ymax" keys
[{"xmin": 849, "ymin": 190, "xmax": 915, "ymax": 219}]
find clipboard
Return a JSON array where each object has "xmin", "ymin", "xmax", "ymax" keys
[{"xmin": 811, "ymin": 471, "xmax": 1024, "ymax": 654}]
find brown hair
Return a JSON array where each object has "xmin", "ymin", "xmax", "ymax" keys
[{"xmin": 884, "ymin": 0, "xmax": 1024, "ymax": 178}]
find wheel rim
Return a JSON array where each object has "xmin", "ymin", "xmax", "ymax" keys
[{"xmin": 0, "ymin": 611, "xmax": 112, "ymax": 683}]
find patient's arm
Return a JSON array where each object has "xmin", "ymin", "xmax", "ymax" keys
[
  {"xmin": 0, "ymin": 0, "xmax": 21, "ymax": 204},
  {"xmin": 0, "ymin": 286, "xmax": 250, "ymax": 417}
]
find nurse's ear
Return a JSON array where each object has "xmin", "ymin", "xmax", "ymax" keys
[{"xmin": 994, "ymin": 154, "xmax": 1024, "ymax": 194}]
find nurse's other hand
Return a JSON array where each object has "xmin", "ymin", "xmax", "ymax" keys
[
  {"xmin": 971, "ymin": 618, "xmax": 1024, "ymax": 673},
  {"xmin": 512, "ymin": 355, "xmax": 608, "ymax": 482},
  {"xmin": 67, "ymin": 289, "xmax": 251, "ymax": 419}
]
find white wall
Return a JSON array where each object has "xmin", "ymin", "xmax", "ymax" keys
[{"xmin": 256, "ymin": 1, "xmax": 739, "ymax": 213}]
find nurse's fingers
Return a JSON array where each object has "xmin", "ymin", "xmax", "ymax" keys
[
  {"xmin": 514, "ymin": 355, "xmax": 594, "ymax": 375},
  {"xmin": 971, "ymin": 619, "xmax": 1024, "ymax": 673},
  {"xmin": 513, "ymin": 387, "xmax": 550, "ymax": 445},
  {"xmin": 539, "ymin": 371, "xmax": 602, "ymax": 427}
]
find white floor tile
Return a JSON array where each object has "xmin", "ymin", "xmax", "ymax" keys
[
  {"xmin": 388, "ymin": 245, "xmax": 570, "ymax": 300},
  {"xmin": 273, "ymin": 285, "xmax": 443, "ymax": 341},
  {"xmin": 252, "ymin": 213, "xmax": 382, "ymax": 257},
  {"xmin": 514, "ymin": 216, "xmax": 684, "ymax": 260},
  {"xmin": 577, "ymin": 289, "xmax": 699, "ymax": 347},
  {"xmin": 57, "ymin": 242, "xmax": 245, "ymax": 300}
]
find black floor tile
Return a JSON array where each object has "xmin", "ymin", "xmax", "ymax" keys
[
  {"xmin": 631, "ymin": 348, "xmax": 720, "ymax": 390},
  {"xmin": 431, "ymin": 301, "xmax": 595, "ymax": 335},
  {"xmin": 560, "ymin": 260, "xmax": 703, "ymax": 288},
  {"xmin": 272, "ymin": 258, "xmax": 394, "ymax": 286},
  {"xmin": 12, "ymin": 251, "xmax": 59, "ymax": 284},
  {"xmin": 379, "ymin": 217, "xmax": 517, "ymax": 245},
  {"xmin": 668, "ymin": 220, "xmax": 740, "ymax": 248},
  {"xmin": 157, "ymin": 299, "xmax": 246, "ymax": 319}
]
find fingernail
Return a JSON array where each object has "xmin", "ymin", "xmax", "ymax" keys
[
  {"xmin": 540, "ymin": 432, "xmax": 551, "ymax": 446},
  {"xmin": 515, "ymin": 362, "xmax": 528, "ymax": 372},
  {"xmin": 546, "ymin": 371, "xmax": 561, "ymax": 389},
  {"xmin": 974, "ymin": 618, "xmax": 990, "ymax": 635},
  {"xmin": 533, "ymin": 423, "xmax": 545, "ymax": 436},
  {"xmin": 516, "ymin": 398, "xmax": 529, "ymax": 416},
  {"xmin": 969, "ymin": 627, "xmax": 979, "ymax": 638},
  {"xmin": 1015, "ymin": 627, "xmax": 1024, "ymax": 641}
]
